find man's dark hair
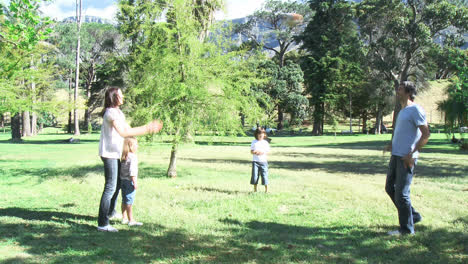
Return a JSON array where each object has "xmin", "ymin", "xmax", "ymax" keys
[{"xmin": 400, "ymin": 81, "xmax": 417, "ymax": 101}]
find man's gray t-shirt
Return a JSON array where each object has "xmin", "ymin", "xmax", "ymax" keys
[{"xmin": 392, "ymin": 104, "xmax": 427, "ymax": 158}]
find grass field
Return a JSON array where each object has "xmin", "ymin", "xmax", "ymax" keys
[{"xmin": 0, "ymin": 129, "xmax": 467, "ymax": 263}]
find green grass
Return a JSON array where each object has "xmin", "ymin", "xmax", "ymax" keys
[{"xmin": 0, "ymin": 130, "xmax": 467, "ymax": 263}]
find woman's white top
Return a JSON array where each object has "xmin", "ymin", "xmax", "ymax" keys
[
  {"xmin": 99, "ymin": 108, "xmax": 125, "ymax": 159},
  {"xmin": 251, "ymin": 139, "xmax": 270, "ymax": 163}
]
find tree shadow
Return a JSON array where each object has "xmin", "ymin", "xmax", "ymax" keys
[
  {"xmin": 0, "ymin": 139, "xmax": 99, "ymax": 145},
  {"xmin": 217, "ymin": 218, "xmax": 467, "ymax": 263},
  {"xmin": 1, "ymin": 164, "xmax": 103, "ymax": 181},
  {"xmin": 183, "ymin": 155, "xmax": 466, "ymax": 178},
  {"xmin": 0, "ymin": 207, "xmax": 229, "ymax": 263},
  {"xmin": 0, "ymin": 207, "xmax": 95, "ymax": 227},
  {"xmin": 194, "ymin": 140, "xmax": 250, "ymax": 147},
  {"xmin": 138, "ymin": 163, "xmax": 167, "ymax": 179},
  {"xmin": 1, "ymin": 207, "xmax": 466, "ymax": 263},
  {"xmin": 183, "ymin": 186, "xmax": 249, "ymax": 195},
  {"xmin": 304, "ymin": 138, "xmax": 466, "ymax": 155}
]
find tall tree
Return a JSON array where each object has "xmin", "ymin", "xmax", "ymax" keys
[
  {"xmin": 118, "ymin": 0, "xmax": 260, "ymax": 177},
  {"xmin": 299, "ymin": 0, "xmax": 364, "ymax": 135},
  {"xmin": 356, "ymin": 0, "xmax": 468, "ymax": 131},
  {"xmin": 0, "ymin": 0, "xmax": 52, "ymax": 141},
  {"xmin": 79, "ymin": 23, "xmax": 122, "ymax": 132},
  {"xmin": 235, "ymin": 0, "xmax": 311, "ymax": 129},
  {"xmin": 251, "ymin": 58, "xmax": 308, "ymax": 128},
  {"xmin": 437, "ymin": 49, "xmax": 468, "ymax": 137},
  {"xmin": 74, "ymin": 0, "xmax": 82, "ymax": 136}
]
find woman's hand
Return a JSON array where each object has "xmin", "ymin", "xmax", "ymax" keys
[{"xmin": 147, "ymin": 120, "xmax": 163, "ymax": 134}]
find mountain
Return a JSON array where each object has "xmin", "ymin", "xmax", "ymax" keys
[{"xmin": 62, "ymin": 16, "xmax": 113, "ymax": 25}]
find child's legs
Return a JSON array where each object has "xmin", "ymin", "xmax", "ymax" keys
[
  {"xmin": 121, "ymin": 203, "xmax": 127, "ymax": 220},
  {"xmin": 123, "ymin": 204, "xmax": 133, "ymax": 221},
  {"xmin": 250, "ymin": 162, "xmax": 260, "ymax": 185},
  {"xmin": 121, "ymin": 179, "xmax": 136, "ymax": 220},
  {"xmin": 259, "ymin": 162, "xmax": 269, "ymax": 186}
]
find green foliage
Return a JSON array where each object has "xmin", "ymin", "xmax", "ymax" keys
[
  {"xmin": 437, "ymin": 49, "xmax": 468, "ymax": 135},
  {"xmin": 119, "ymin": 0, "xmax": 261, "ymax": 137},
  {"xmin": 299, "ymin": 0, "xmax": 364, "ymax": 134},
  {"xmin": 0, "ymin": 0, "xmax": 53, "ymax": 116},
  {"xmin": 251, "ymin": 58, "xmax": 308, "ymax": 127},
  {"xmin": 357, "ymin": 0, "xmax": 467, "ymax": 87},
  {"xmin": 235, "ymin": 0, "xmax": 311, "ymax": 67}
]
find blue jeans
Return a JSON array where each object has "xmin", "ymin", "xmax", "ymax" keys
[
  {"xmin": 121, "ymin": 179, "xmax": 136, "ymax": 205},
  {"xmin": 385, "ymin": 155, "xmax": 421, "ymax": 234},
  {"xmin": 251, "ymin": 161, "xmax": 269, "ymax": 185},
  {"xmin": 98, "ymin": 157, "xmax": 121, "ymax": 226}
]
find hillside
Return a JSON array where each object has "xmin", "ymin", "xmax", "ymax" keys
[{"xmin": 383, "ymin": 80, "xmax": 450, "ymax": 125}]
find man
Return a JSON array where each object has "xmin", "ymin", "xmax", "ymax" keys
[{"xmin": 384, "ymin": 81, "xmax": 430, "ymax": 236}]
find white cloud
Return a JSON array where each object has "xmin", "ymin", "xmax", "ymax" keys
[
  {"xmin": 215, "ymin": 0, "xmax": 265, "ymax": 20},
  {"xmin": 83, "ymin": 4, "xmax": 118, "ymax": 21},
  {"xmin": 40, "ymin": 1, "xmax": 75, "ymax": 20}
]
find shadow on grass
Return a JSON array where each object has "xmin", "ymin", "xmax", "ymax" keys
[
  {"xmin": 302, "ymin": 138, "xmax": 466, "ymax": 155},
  {"xmin": 194, "ymin": 141, "xmax": 250, "ymax": 147},
  {"xmin": 184, "ymin": 154, "xmax": 466, "ymax": 178},
  {"xmin": 2, "ymin": 207, "xmax": 466, "ymax": 263},
  {"xmin": 183, "ymin": 186, "xmax": 249, "ymax": 195},
  {"xmin": 1, "ymin": 164, "xmax": 103, "ymax": 181},
  {"xmin": 0, "ymin": 139, "xmax": 99, "ymax": 145},
  {"xmin": 0, "ymin": 207, "xmax": 95, "ymax": 226},
  {"xmin": 139, "ymin": 163, "xmax": 167, "ymax": 179},
  {"xmin": 1, "ymin": 162, "xmax": 167, "ymax": 181}
]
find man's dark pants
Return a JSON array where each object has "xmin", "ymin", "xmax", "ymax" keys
[{"xmin": 385, "ymin": 155, "xmax": 422, "ymax": 234}]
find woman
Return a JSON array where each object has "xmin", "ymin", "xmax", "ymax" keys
[{"xmin": 97, "ymin": 87, "xmax": 162, "ymax": 232}]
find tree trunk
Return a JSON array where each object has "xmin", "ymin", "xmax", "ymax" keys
[
  {"xmin": 240, "ymin": 113, "xmax": 245, "ymax": 127},
  {"xmin": 349, "ymin": 93, "xmax": 352, "ymax": 133},
  {"xmin": 167, "ymin": 143, "xmax": 178, "ymax": 178},
  {"xmin": 31, "ymin": 74, "xmax": 37, "ymax": 135},
  {"xmin": 376, "ymin": 105, "xmax": 383, "ymax": 134},
  {"xmin": 362, "ymin": 114, "xmax": 368, "ymax": 134},
  {"xmin": 31, "ymin": 112, "xmax": 37, "ymax": 135},
  {"xmin": 68, "ymin": 69, "xmax": 73, "ymax": 134},
  {"xmin": 277, "ymin": 107, "xmax": 284, "ymax": 130},
  {"xmin": 0, "ymin": 114, "xmax": 4, "ymax": 131},
  {"xmin": 22, "ymin": 111, "xmax": 31, "ymax": 137},
  {"xmin": 311, "ymin": 102, "xmax": 323, "ymax": 135},
  {"xmin": 74, "ymin": 0, "xmax": 82, "ymax": 136},
  {"xmin": 11, "ymin": 113, "xmax": 22, "ymax": 142},
  {"xmin": 30, "ymin": 58, "xmax": 37, "ymax": 136},
  {"xmin": 84, "ymin": 61, "xmax": 95, "ymax": 133}
]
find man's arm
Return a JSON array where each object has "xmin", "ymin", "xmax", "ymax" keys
[{"xmin": 401, "ymin": 124, "xmax": 430, "ymax": 168}]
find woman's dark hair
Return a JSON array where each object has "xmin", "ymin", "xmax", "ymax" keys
[
  {"xmin": 101, "ymin": 87, "xmax": 121, "ymax": 116},
  {"xmin": 254, "ymin": 127, "xmax": 268, "ymax": 140},
  {"xmin": 400, "ymin": 81, "xmax": 417, "ymax": 102}
]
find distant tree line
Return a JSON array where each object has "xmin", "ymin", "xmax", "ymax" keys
[{"xmin": 1, "ymin": 0, "xmax": 467, "ymax": 148}]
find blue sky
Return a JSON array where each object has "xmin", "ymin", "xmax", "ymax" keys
[{"xmin": 34, "ymin": 0, "xmax": 267, "ymax": 21}]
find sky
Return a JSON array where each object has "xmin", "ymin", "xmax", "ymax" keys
[{"xmin": 33, "ymin": 0, "xmax": 267, "ymax": 22}]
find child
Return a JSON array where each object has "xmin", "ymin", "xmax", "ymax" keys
[
  {"xmin": 250, "ymin": 127, "xmax": 270, "ymax": 193},
  {"xmin": 120, "ymin": 137, "xmax": 143, "ymax": 226}
]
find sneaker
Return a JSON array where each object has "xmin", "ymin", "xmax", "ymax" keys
[
  {"xmin": 109, "ymin": 212, "xmax": 122, "ymax": 220},
  {"xmin": 413, "ymin": 216, "xmax": 422, "ymax": 224},
  {"xmin": 387, "ymin": 230, "xmax": 414, "ymax": 236},
  {"xmin": 387, "ymin": 230, "xmax": 402, "ymax": 236},
  {"xmin": 97, "ymin": 225, "xmax": 118, "ymax": 232},
  {"xmin": 121, "ymin": 219, "xmax": 129, "ymax": 225},
  {"xmin": 128, "ymin": 221, "xmax": 143, "ymax": 227}
]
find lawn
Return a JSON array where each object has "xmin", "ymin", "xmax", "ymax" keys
[{"xmin": 0, "ymin": 130, "xmax": 467, "ymax": 263}]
